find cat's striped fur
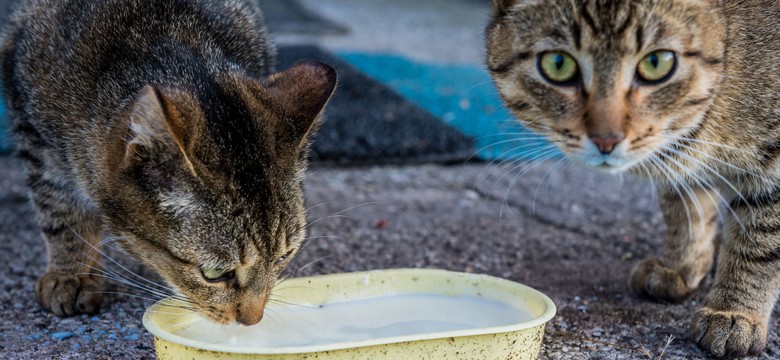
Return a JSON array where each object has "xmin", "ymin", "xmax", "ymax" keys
[
  {"xmin": 1, "ymin": 0, "xmax": 336, "ymax": 325},
  {"xmin": 487, "ymin": 0, "xmax": 780, "ymax": 357}
]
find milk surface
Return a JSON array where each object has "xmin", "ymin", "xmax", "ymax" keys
[{"xmin": 174, "ymin": 293, "xmax": 532, "ymax": 349}]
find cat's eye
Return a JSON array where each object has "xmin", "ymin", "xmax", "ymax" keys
[
  {"xmin": 538, "ymin": 51, "xmax": 579, "ymax": 84},
  {"xmin": 276, "ymin": 249, "xmax": 295, "ymax": 265},
  {"xmin": 200, "ymin": 267, "xmax": 235, "ymax": 283},
  {"xmin": 637, "ymin": 50, "xmax": 677, "ymax": 83}
]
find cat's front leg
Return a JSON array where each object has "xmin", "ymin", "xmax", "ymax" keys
[
  {"xmin": 691, "ymin": 195, "xmax": 780, "ymax": 357},
  {"xmin": 22, "ymin": 145, "xmax": 105, "ymax": 316},
  {"xmin": 630, "ymin": 185, "xmax": 719, "ymax": 302}
]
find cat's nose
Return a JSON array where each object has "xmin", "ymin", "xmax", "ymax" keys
[
  {"xmin": 588, "ymin": 133, "xmax": 625, "ymax": 155},
  {"xmin": 236, "ymin": 307, "xmax": 264, "ymax": 326},
  {"xmin": 236, "ymin": 287, "xmax": 270, "ymax": 326}
]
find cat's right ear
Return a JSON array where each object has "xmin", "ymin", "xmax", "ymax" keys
[
  {"xmin": 264, "ymin": 60, "xmax": 338, "ymax": 150},
  {"xmin": 124, "ymin": 86, "xmax": 197, "ymax": 176},
  {"xmin": 492, "ymin": 0, "xmax": 518, "ymax": 17}
]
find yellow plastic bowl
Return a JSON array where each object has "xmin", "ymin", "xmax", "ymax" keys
[{"xmin": 143, "ymin": 269, "xmax": 556, "ymax": 359}]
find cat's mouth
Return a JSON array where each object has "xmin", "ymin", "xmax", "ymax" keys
[{"xmin": 581, "ymin": 154, "xmax": 636, "ymax": 174}]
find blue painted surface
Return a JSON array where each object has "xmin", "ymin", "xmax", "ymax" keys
[
  {"xmin": 338, "ymin": 52, "xmax": 558, "ymax": 160},
  {"xmin": 0, "ymin": 88, "xmax": 10, "ymax": 153}
]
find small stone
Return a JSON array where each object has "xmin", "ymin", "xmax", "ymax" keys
[{"xmin": 51, "ymin": 332, "xmax": 74, "ymax": 341}]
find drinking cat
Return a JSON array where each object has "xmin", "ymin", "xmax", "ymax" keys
[
  {"xmin": 487, "ymin": 0, "xmax": 780, "ymax": 357},
  {"xmin": 1, "ymin": 0, "xmax": 336, "ymax": 325}
]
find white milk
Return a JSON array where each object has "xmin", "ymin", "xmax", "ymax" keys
[{"xmin": 174, "ymin": 293, "xmax": 532, "ymax": 349}]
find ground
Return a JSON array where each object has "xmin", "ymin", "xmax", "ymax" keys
[{"xmin": 1, "ymin": 0, "xmax": 779, "ymax": 359}]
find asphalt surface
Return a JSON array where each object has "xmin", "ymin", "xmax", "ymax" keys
[{"xmin": 2, "ymin": 154, "xmax": 779, "ymax": 359}]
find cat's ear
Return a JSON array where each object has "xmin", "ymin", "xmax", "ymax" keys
[
  {"xmin": 264, "ymin": 60, "xmax": 337, "ymax": 149},
  {"xmin": 125, "ymin": 85, "xmax": 197, "ymax": 176},
  {"xmin": 492, "ymin": 0, "xmax": 519, "ymax": 17}
]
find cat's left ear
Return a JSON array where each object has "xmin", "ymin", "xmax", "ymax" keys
[
  {"xmin": 264, "ymin": 60, "xmax": 337, "ymax": 149},
  {"xmin": 124, "ymin": 86, "xmax": 198, "ymax": 176}
]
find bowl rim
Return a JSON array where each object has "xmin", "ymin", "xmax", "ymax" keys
[{"xmin": 142, "ymin": 268, "xmax": 556, "ymax": 354}]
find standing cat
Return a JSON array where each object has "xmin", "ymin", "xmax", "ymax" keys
[
  {"xmin": 1, "ymin": 0, "xmax": 336, "ymax": 325},
  {"xmin": 487, "ymin": 0, "xmax": 780, "ymax": 357}
]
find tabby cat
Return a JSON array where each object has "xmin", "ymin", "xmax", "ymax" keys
[
  {"xmin": 1, "ymin": 0, "xmax": 336, "ymax": 326},
  {"xmin": 487, "ymin": 0, "xmax": 780, "ymax": 357}
]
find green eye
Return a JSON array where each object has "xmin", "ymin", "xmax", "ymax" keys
[
  {"xmin": 637, "ymin": 50, "xmax": 676, "ymax": 83},
  {"xmin": 539, "ymin": 51, "xmax": 579, "ymax": 84},
  {"xmin": 200, "ymin": 267, "xmax": 235, "ymax": 282}
]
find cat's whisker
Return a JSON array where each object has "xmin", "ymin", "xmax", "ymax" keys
[
  {"xmin": 290, "ymin": 254, "xmax": 334, "ymax": 277},
  {"xmin": 270, "ymin": 285, "xmax": 317, "ymax": 293},
  {"xmin": 656, "ymin": 144, "xmax": 754, "ymax": 237},
  {"xmin": 267, "ymin": 298, "xmax": 319, "ymax": 309},
  {"xmin": 80, "ymin": 267, "xmax": 191, "ymax": 304},
  {"xmin": 480, "ymin": 152, "xmax": 545, "ymax": 208},
  {"xmin": 668, "ymin": 137, "xmax": 777, "ymax": 188},
  {"xmin": 88, "ymin": 291, "xmax": 170, "ymax": 305},
  {"xmin": 468, "ymin": 137, "xmax": 557, "ymax": 164},
  {"xmin": 146, "ymin": 309, "xmax": 202, "ymax": 328},
  {"xmin": 75, "ymin": 255, "xmax": 192, "ymax": 305},
  {"xmin": 646, "ymin": 155, "xmax": 697, "ymax": 240},
  {"xmin": 146, "ymin": 309, "xmax": 199, "ymax": 318},
  {"xmin": 305, "ymin": 201, "xmax": 335, "ymax": 213},
  {"xmin": 470, "ymin": 132, "xmax": 549, "ymax": 141},
  {"xmin": 480, "ymin": 144, "xmax": 560, "ymax": 193},
  {"xmin": 296, "ymin": 202, "xmax": 383, "ymax": 238},
  {"xmin": 660, "ymin": 133, "xmax": 743, "ymax": 152},
  {"xmin": 496, "ymin": 148, "xmax": 562, "ymax": 218},
  {"xmin": 531, "ymin": 156, "xmax": 570, "ymax": 219},
  {"xmin": 300, "ymin": 235, "xmax": 342, "ymax": 241},
  {"xmin": 90, "ymin": 234, "xmax": 126, "ymax": 254},
  {"xmin": 660, "ymin": 138, "xmax": 751, "ymax": 175},
  {"xmin": 67, "ymin": 225, "xmax": 177, "ymax": 296},
  {"xmin": 652, "ymin": 134, "xmax": 762, "ymax": 208},
  {"xmin": 654, "ymin": 150, "xmax": 716, "ymax": 235},
  {"xmin": 488, "ymin": 149, "xmax": 561, "ymax": 209},
  {"xmin": 463, "ymin": 78, "xmax": 499, "ymax": 92},
  {"xmin": 79, "ymin": 268, "xmax": 168, "ymax": 298},
  {"xmin": 473, "ymin": 141, "xmax": 554, "ymax": 188},
  {"xmin": 277, "ymin": 255, "xmax": 334, "ymax": 286}
]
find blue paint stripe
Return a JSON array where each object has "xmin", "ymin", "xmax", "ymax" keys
[
  {"xmin": 337, "ymin": 52, "xmax": 559, "ymax": 160},
  {"xmin": 0, "ymin": 88, "xmax": 10, "ymax": 153}
]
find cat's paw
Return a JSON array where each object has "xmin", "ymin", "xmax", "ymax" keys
[
  {"xmin": 629, "ymin": 258, "xmax": 693, "ymax": 303},
  {"xmin": 691, "ymin": 307, "xmax": 767, "ymax": 357},
  {"xmin": 35, "ymin": 272, "xmax": 102, "ymax": 316}
]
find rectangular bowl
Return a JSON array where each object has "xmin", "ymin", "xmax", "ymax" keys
[{"xmin": 143, "ymin": 268, "xmax": 556, "ymax": 359}]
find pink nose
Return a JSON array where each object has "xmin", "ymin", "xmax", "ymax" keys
[{"xmin": 589, "ymin": 133, "xmax": 625, "ymax": 154}]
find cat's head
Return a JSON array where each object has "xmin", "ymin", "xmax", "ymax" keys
[
  {"xmin": 487, "ymin": 0, "xmax": 725, "ymax": 173},
  {"xmin": 100, "ymin": 60, "xmax": 337, "ymax": 325}
]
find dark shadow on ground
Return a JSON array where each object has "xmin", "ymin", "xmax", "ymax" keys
[{"xmin": 278, "ymin": 45, "xmax": 475, "ymax": 165}]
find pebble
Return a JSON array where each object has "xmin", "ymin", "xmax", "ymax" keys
[
  {"xmin": 58, "ymin": 318, "xmax": 78, "ymax": 325},
  {"xmin": 50, "ymin": 332, "xmax": 74, "ymax": 341}
]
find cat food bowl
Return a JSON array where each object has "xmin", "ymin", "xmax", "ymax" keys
[{"xmin": 142, "ymin": 269, "xmax": 556, "ymax": 359}]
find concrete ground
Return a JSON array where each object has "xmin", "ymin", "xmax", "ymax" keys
[{"xmin": 2, "ymin": 0, "xmax": 780, "ymax": 360}]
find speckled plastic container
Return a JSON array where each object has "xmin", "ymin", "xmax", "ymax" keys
[{"xmin": 142, "ymin": 269, "xmax": 556, "ymax": 360}]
